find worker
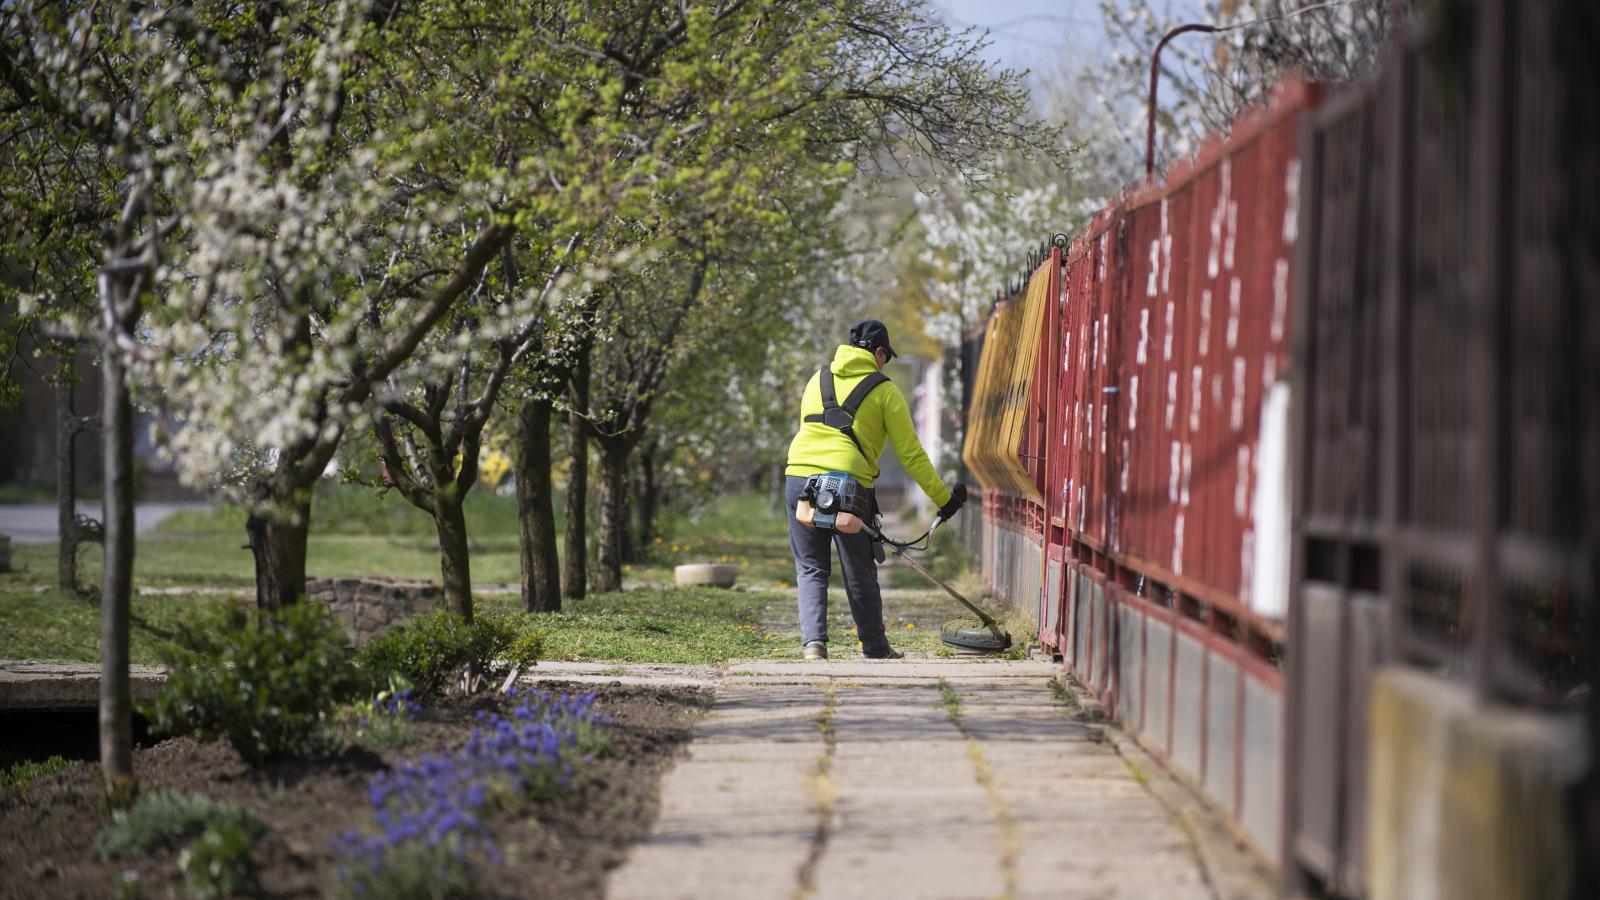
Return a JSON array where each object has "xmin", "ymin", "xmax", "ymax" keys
[{"xmin": 784, "ymin": 319, "xmax": 967, "ymax": 660}]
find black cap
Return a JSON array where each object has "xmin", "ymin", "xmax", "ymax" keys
[{"xmin": 848, "ymin": 319, "xmax": 897, "ymax": 360}]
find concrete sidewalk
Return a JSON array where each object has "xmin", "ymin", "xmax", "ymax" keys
[
  {"xmin": 0, "ymin": 502, "xmax": 207, "ymax": 544},
  {"xmin": 579, "ymin": 659, "xmax": 1271, "ymax": 900}
]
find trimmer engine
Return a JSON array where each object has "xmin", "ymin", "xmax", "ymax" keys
[{"xmin": 795, "ymin": 471, "xmax": 867, "ymax": 534}]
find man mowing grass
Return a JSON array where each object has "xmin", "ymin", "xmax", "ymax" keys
[{"xmin": 784, "ymin": 320, "xmax": 967, "ymax": 660}]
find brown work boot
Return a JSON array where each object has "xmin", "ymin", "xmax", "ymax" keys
[
  {"xmin": 804, "ymin": 641, "xmax": 828, "ymax": 660},
  {"xmin": 865, "ymin": 646, "xmax": 904, "ymax": 660}
]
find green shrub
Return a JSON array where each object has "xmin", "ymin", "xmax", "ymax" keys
[
  {"xmin": 179, "ymin": 820, "xmax": 259, "ymax": 899},
  {"xmin": 356, "ymin": 611, "xmax": 542, "ymax": 697},
  {"xmin": 143, "ymin": 602, "xmax": 359, "ymax": 764},
  {"xmin": 96, "ymin": 789, "xmax": 262, "ymax": 860},
  {"xmin": 1, "ymin": 754, "xmax": 70, "ymax": 789}
]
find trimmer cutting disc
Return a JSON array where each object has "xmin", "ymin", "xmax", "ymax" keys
[{"xmin": 939, "ymin": 617, "xmax": 1013, "ymax": 652}]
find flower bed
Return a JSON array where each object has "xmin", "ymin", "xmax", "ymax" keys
[
  {"xmin": 0, "ymin": 683, "xmax": 710, "ymax": 899},
  {"xmin": 337, "ymin": 688, "xmax": 612, "ymax": 896}
]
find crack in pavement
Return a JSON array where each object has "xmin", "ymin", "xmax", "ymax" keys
[
  {"xmin": 793, "ymin": 681, "xmax": 839, "ymax": 899},
  {"xmin": 940, "ymin": 678, "xmax": 1019, "ymax": 900}
]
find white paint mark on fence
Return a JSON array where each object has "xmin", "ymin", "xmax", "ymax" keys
[
  {"xmin": 1128, "ymin": 374, "xmax": 1140, "ymax": 430},
  {"xmin": 1168, "ymin": 440, "xmax": 1181, "ymax": 503},
  {"xmin": 1147, "ymin": 239, "xmax": 1160, "ymax": 298},
  {"xmin": 1120, "ymin": 440, "xmax": 1130, "ymax": 494},
  {"xmin": 1173, "ymin": 512, "xmax": 1186, "ymax": 575},
  {"xmin": 1283, "ymin": 158, "xmax": 1301, "ymax": 246},
  {"xmin": 1180, "ymin": 442, "xmax": 1193, "ymax": 507},
  {"xmin": 1189, "ymin": 365, "xmax": 1204, "ymax": 431},
  {"xmin": 1226, "ymin": 276, "xmax": 1242, "ymax": 351},
  {"xmin": 1163, "ymin": 299, "xmax": 1175, "ymax": 361},
  {"xmin": 1137, "ymin": 308, "xmax": 1150, "ymax": 365},
  {"xmin": 1271, "ymin": 258, "xmax": 1290, "ymax": 342},
  {"xmin": 1231, "ymin": 356, "xmax": 1247, "ymax": 431},
  {"xmin": 1199, "ymin": 289, "xmax": 1212, "ymax": 356}
]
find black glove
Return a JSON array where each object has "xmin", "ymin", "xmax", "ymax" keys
[{"xmin": 937, "ymin": 482, "xmax": 968, "ymax": 521}]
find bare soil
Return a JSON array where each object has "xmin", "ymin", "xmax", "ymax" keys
[{"xmin": 0, "ymin": 682, "xmax": 711, "ymax": 899}]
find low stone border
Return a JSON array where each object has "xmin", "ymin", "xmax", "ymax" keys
[{"xmin": 306, "ymin": 576, "xmax": 441, "ymax": 643}]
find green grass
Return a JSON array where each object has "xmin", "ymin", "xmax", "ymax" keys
[
  {"xmin": 0, "ymin": 489, "xmax": 1003, "ymax": 666},
  {"xmin": 2, "ymin": 755, "xmax": 71, "ymax": 789},
  {"xmin": 5, "ymin": 482, "xmax": 538, "ymax": 589},
  {"xmin": 475, "ymin": 588, "xmax": 786, "ymax": 665},
  {"xmin": 626, "ymin": 492, "xmax": 798, "ymax": 588},
  {"xmin": 0, "ymin": 587, "xmax": 237, "ymax": 663},
  {"xmin": 0, "ymin": 583, "xmax": 782, "ymax": 666}
]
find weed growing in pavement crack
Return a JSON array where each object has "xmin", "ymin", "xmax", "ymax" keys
[
  {"xmin": 937, "ymin": 678, "xmax": 963, "ymax": 722},
  {"xmin": 938, "ymin": 678, "xmax": 1017, "ymax": 900}
]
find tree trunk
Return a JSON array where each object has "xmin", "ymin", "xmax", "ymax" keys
[
  {"xmin": 634, "ymin": 443, "xmax": 659, "ymax": 554},
  {"xmin": 98, "ymin": 341, "xmax": 134, "ymax": 800},
  {"xmin": 516, "ymin": 396, "xmax": 561, "ymax": 612},
  {"xmin": 246, "ymin": 484, "xmax": 312, "ymax": 612},
  {"xmin": 433, "ymin": 486, "xmax": 473, "ymax": 623},
  {"xmin": 595, "ymin": 438, "xmax": 631, "ymax": 593},
  {"xmin": 56, "ymin": 378, "xmax": 78, "ymax": 592},
  {"xmin": 563, "ymin": 346, "xmax": 591, "ymax": 600}
]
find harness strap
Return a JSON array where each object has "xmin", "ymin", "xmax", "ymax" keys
[{"xmin": 803, "ymin": 365, "xmax": 890, "ymax": 478}]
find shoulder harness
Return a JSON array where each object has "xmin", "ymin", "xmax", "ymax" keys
[{"xmin": 804, "ymin": 365, "xmax": 890, "ymax": 477}]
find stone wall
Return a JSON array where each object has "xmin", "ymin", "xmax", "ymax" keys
[{"xmin": 306, "ymin": 576, "xmax": 440, "ymax": 644}]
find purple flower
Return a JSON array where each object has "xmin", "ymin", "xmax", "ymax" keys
[{"xmin": 335, "ymin": 690, "xmax": 610, "ymax": 893}]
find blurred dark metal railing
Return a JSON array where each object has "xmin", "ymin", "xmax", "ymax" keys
[{"xmin": 1285, "ymin": 0, "xmax": 1597, "ymax": 892}]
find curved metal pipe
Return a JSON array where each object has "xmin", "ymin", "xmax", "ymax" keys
[{"xmin": 1147, "ymin": 22, "xmax": 1219, "ymax": 180}]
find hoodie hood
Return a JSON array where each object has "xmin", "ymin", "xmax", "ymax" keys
[{"xmin": 830, "ymin": 344, "xmax": 880, "ymax": 377}]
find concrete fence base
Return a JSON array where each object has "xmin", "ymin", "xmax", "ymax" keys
[{"xmin": 1366, "ymin": 667, "xmax": 1587, "ymax": 900}]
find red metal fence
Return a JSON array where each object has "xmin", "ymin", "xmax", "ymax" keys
[
  {"xmin": 960, "ymin": 81, "xmax": 1319, "ymax": 866},
  {"xmin": 957, "ymin": 0, "xmax": 1596, "ymax": 890}
]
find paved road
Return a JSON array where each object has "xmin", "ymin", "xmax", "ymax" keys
[
  {"xmin": 0, "ymin": 502, "xmax": 208, "ymax": 544},
  {"xmin": 527, "ymin": 659, "xmax": 1274, "ymax": 900}
]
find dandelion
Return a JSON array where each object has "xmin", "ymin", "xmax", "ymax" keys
[{"xmin": 905, "ymin": 623, "xmax": 917, "ymax": 630}]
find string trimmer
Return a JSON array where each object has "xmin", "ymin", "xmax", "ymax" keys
[
  {"xmin": 795, "ymin": 471, "xmax": 1012, "ymax": 653},
  {"xmin": 864, "ymin": 517, "xmax": 1013, "ymax": 653}
]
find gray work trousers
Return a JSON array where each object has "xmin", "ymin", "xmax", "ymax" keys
[{"xmin": 785, "ymin": 475, "xmax": 891, "ymax": 657}]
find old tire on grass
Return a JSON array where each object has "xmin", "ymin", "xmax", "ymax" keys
[{"xmin": 674, "ymin": 563, "xmax": 737, "ymax": 589}]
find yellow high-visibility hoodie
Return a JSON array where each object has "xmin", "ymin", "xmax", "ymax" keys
[{"xmin": 785, "ymin": 345, "xmax": 953, "ymax": 507}]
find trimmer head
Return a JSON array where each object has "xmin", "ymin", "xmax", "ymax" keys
[
  {"xmin": 939, "ymin": 618, "xmax": 1012, "ymax": 653},
  {"xmin": 867, "ymin": 516, "xmax": 1012, "ymax": 654}
]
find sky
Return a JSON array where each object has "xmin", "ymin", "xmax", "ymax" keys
[
  {"xmin": 933, "ymin": 1, "xmax": 1211, "ymax": 94},
  {"xmin": 934, "ymin": 0, "xmax": 1111, "ymax": 82}
]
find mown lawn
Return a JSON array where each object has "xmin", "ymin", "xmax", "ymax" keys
[
  {"xmin": 0, "ymin": 486, "xmax": 1017, "ymax": 664},
  {"xmin": 3, "ymin": 483, "xmax": 534, "ymax": 589}
]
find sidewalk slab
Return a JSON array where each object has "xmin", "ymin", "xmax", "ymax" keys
[
  {"xmin": 606, "ymin": 658, "xmax": 1275, "ymax": 900},
  {"xmin": 726, "ymin": 660, "xmax": 1059, "ymax": 680},
  {"xmin": 814, "ymin": 684, "xmax": 1004, "ymax": 900},
  {"xmin": 520, "ymin": 661, "xmax": 722, "ymax": 689},
  {"xmin": 607, "ymin": 684, "xmax": 827, "ymax": 900}
]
